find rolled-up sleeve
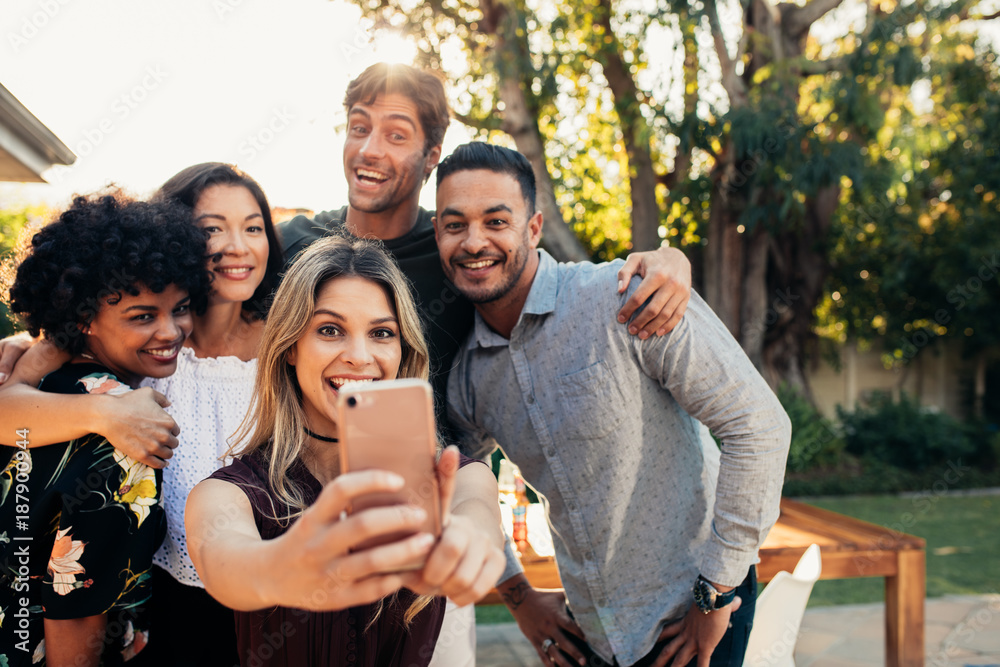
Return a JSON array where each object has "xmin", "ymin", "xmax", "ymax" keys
[{"xmin": 632, "ymin": 289, "xmax": 791, "ymax": 587}]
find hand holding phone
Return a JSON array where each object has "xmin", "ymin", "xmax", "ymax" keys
[{"xmin": 337, "ymin": 379, "xmax": 442, "ymax": 553}]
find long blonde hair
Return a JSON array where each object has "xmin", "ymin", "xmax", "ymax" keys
[{"xmin": 231, "ymin": 234, "xmax": 433, "ymax": 624}]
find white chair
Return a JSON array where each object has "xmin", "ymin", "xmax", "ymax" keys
[{"xmin": 743, "ymin": 543, "xmax": 822, "ymax": 667}]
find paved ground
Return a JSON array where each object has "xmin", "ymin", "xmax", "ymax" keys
[{"xmin": 475, "ymin": 594, "xmax": 1000, "ymax": 667}]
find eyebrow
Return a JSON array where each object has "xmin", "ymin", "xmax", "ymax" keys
[
  {"xmin": 122, "ymin": 296, "xmax": 190, "ymax": 314},
  {"xmin": 440, "ymin": 203, "xmax": 513, "ymax": 218},
  {"xmin": 348, "ymin": 107, "xmax": 417, "ymax": 132},
  {"xmin": 194, "ymin": 212, "xmax": 263, "ymax": 223},
  {"xmin": 313, "ymin": 309, "xmax": 398, "ymax": 326}
]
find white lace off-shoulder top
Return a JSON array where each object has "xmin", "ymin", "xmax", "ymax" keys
[{"xmin": 142, "ymin": 346, "xmax": 257, "ymax": 587}]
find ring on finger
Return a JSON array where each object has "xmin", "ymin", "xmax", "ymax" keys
[{"xmin": 541, "ymin": 638, "xmax": 555, "ymax": 653}]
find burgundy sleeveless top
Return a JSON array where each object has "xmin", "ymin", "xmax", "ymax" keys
[{"xmin": 209, "ymin": 449, "xmax": 482, "ymax": 667}]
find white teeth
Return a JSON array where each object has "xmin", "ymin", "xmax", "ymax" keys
[
  {"xmin": 357, "ymin": 169, "xmax": 388, "ymax": 181},
  {"xmin": 218, "ymin": 267, "xmax": 251, "ymax": 274},
  {"xmin": 145, "ymin": 347, "xmax": 177, "ymax": 358},
  {"xmin": 463, "ymin": 260, "xmax": 496, "ymax": 270},
  {"xmin": 329, "ymin": 377, "xmax": 376, "ymax": 388}
]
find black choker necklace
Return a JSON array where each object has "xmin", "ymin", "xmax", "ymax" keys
[{"xmin": 303, "ymin": 427, "xmax": 339, "ymax": 443}]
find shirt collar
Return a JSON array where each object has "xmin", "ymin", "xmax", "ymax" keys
[{"xmin": 467, "ymin": 249, "xmax": 558, "ymax": 349}]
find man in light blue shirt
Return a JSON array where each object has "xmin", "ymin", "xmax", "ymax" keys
[{"xmin": 435, "ymin": 143, "xmax": 791, "ymax": 667}]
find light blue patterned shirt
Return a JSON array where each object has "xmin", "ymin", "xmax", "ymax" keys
[{"xmin": 447, "ymin": 250, "xmax": 791, "ymax": 666}]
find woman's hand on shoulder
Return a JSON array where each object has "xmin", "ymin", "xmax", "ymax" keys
[
  {"xmin": 0, "ymin": 332, "xmax": 35, "ymax": 385},
  {"xmin": 102, "ymin": 388, "xmax": 179, "ymax": 468}
]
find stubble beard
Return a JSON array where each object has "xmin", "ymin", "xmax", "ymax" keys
[
  {"xmin": 452, "ymin": 236, "xmax": 531, "ymax": 305},
  {"xmin": 347, "ymin": 150, "xmax": 429, "ymax": 215}
]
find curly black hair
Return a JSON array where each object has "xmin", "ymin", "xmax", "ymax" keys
[{"xmin": 9, "ymin": 191, "xmax": 211, "ymax": 354}]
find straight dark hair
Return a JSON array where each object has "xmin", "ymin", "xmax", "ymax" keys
[
  {"xmin": 436, "ymin": 142, "xmax": 536, "ymax": 213},
  {"xmin": 154, "ymin": 162, "xmax": 284, "ymax": 320}
]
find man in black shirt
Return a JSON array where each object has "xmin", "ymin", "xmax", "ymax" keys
[{"xmin": 278, "ymin": 63, "xmax": 693, "ymax": 430}]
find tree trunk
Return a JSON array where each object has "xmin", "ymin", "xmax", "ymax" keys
[
  {"xmin": 740, "ymin": 223, "xmax": 770, "ymax": 369},
  {"xmin": 486, "ymin": 0, "xmax": 589, "ymax": 262},
  {"xmin": 704, "ymin": 146, "xmax": 745, "ymax": 336},
  {"xmin": 594, "ymin": 0, "xmax": 662, "ymax": 251},
  {"xmin": 760, "ymin": 185, "xmax": 840, "ymax": 398},
  {"xmin": 496, "ymin": 77, "xmax": 588, "ymax": 262}
]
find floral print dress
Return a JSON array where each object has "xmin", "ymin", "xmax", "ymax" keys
[{"xmin": 0, "ymin": 362, "xmax": 166, "ymax": 666}]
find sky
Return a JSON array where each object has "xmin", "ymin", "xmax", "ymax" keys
[
  {"xmin": 1, "ymin": 0, "xmax": 997, "ymax": 214},
  {"xmin": 0, "ymin": 0, "xmax": 474, "ymax": 212}
]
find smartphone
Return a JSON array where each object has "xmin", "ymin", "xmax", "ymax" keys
[{"xmin": 337, "ymin": 378, "xmax": 442, "ymax": 553}]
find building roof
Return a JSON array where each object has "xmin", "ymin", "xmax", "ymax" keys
[{"xmin": 0, "ymin": 83, "xmax": 75, "ymax": 182}]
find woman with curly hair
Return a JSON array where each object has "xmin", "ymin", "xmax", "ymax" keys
[
  {"xmin": 185, "ymin": 236, "xmax": 505, "ymax": 666},
  {"xmin": 0, "ymin": 163, "xmax": 285, "ymax": 665},
  {"xmin": 0, "ymin": 192, "xmax": 210, "ymax": 666}
]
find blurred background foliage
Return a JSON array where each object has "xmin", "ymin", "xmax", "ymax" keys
[
  {"xmin": 346, "ymin": 0, "xmax": 1000, "ymax": 407},
  {"xmin": 3, "ymin": 1, "xmax": 998, "ymax": 488},
  {"xmin": 0, "ymin": 205, "xmax": 48, "ymax": 338}
]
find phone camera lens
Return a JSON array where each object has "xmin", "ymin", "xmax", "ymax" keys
[{"xmin": 347, "ymin": 396, "xmax": 358, "ymax": 407}]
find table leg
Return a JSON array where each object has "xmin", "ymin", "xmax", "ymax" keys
[{"xmin": 885, "ymin": 549, "xmax": 925, "ymax": 667}]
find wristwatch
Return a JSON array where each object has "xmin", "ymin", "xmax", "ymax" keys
[{"xmin": 693, "ymin": 575, "xmax": 737, "ymax": 614}]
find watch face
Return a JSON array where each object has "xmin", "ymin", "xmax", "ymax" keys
[{"xmin": 693, "ymin": 578, "xmax": 717, "ymax": 613}]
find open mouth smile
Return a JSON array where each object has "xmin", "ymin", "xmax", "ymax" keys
[
  {"xmin": 461, "ymin": 259, "xmax": 500, "ymax": 270},
  {"xmin": 355, "ymin": 168, "xmax": 389, "ymax": 185},
  {"xmin": 327, "ymin": 377, "xmax": 379, "ymax": 391},
  {"xmin": 216, "ymin": 266, "xmax": 255, "ymax": 278},
  {"xmin": 142, "ymin": 342, "xmax": 183, "ymax": 362}
]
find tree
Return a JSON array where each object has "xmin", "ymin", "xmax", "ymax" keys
[
  {"xmin": 0, "ymin": 205, "xmax": 48, "ymax": 338},
  {"xmin": 348, "ymin": 0, "xmax": 999, "ymax": 397},
  {"xmin": 665, "ymin": 0, "xmax": 998, "ymax": 396},
  {"xmin": 353, "ymin": 0, "xmax": 589, "ymax": 261},
  {"xmin": 822, "ymin": 42, "xmax": 1000, "ymax": 414}
]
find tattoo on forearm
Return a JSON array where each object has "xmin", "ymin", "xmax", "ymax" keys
[{"xmin": 502, "ymin": 582, "xmax": 532, "ymax": 610}]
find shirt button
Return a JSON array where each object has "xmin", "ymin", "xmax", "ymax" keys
[
  {"xmin": 347, "ymin": 642, "xmax": 356, "ymax": 651},
  {"xmin": 348, "ymin": 628, "xmax": 357, "ymax": 639},
  {"xmin": 526, "ymin": 394, "xmax": 535, "ymax": 404},
  {"xmin": 347, "ymin": 653, "xmax": 356, "ymax": 663}
]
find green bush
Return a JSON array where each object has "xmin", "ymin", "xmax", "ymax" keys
[
  {"xmin": 777, "ymin": 384, "xmax": 845, "ymax": 473},
  {"xmin": 837, "ymin": 391, "xmax": 981, "ymax": 471},
  {"xmin": 1, "ymin": 205, "xmax": 46, "ymax": 338}
]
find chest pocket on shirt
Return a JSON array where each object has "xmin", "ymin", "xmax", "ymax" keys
[{"xmin": 554, "ymin": 361, "xmax": 627, "ymax": 440}]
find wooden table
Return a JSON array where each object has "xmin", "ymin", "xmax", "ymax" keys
[{"xmin": 482, "ymin": 498, "xmax": 926, "ymax": 667}]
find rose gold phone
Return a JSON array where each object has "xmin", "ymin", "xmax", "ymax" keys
[{"xmin": 337, "ymin": 378, "xmax": 441, "ymax": 552}]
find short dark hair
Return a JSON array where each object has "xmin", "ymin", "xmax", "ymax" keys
[
  {"xmin": 153, "ymin": 162, "xmax": 284, "ymax": 320},
  {"xmin": 10, "ymin": 191, "xmax": 210, "ymax": 354},
  {"xmin": 344, "ymin": 63, "xmax": 450, "ymax": 153},
  {"xmin": 436, "ymin": 142, "xmax": 536, "ymax": 213}
]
